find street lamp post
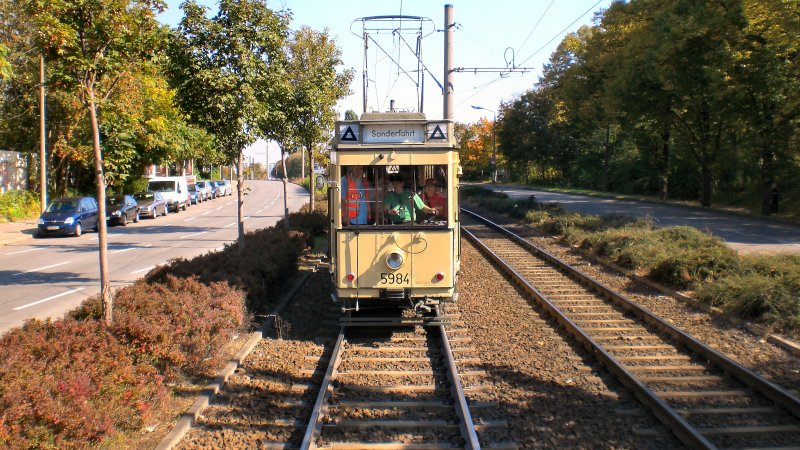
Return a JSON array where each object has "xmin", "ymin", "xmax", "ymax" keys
[{"xmin": 471, "ymin": 105, "xmax": 497, "ymax": 184}]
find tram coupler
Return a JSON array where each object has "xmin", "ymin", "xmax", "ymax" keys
[
  {"xmin": 340, "ymin": 298, "xmax": 360, "ymax": 313},
  {"xmin": 414, "ymin": 298, "xmax": 440, "ymax": 314}
]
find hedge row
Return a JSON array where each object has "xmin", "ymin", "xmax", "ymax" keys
[
  {"xmin": 0, "ymin": 214, "xmax": 316, "ymax": 448},
  {"xmin": 462, "ymin": 186, "xmax": 800, "ymax": 333}
]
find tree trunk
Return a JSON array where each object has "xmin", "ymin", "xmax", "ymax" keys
[
  {"xmin": 699, "ymin": 152, "xmax": 712, "ymax": 207},
  {"xmin": 281, "ymin": 147, "xmax": 290, "ymax": 229},
  {"xmin": 88, "ymin": 87, "xmax": 111, "ymax": 325},
  {"xmin": 602, "ymin": 125, "xmax": 610, "ymax": 192},
  {"xmin": 659, "ymin": 122, "xmax": 671, "ymax": 201},
  {"xmin": 236, "ymin": 151, "xmax": 245, "ymax": 250},
  {"xmin": 760, "ymin": 147, "xmax": 775, "ymax": 215},
  {"xmin": 307, "ymin": 144, "xmax": 315, "ymax": 212}
]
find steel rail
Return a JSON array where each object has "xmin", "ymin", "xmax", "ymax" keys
[
  {"xmin": 435, "ymin": 305, "xmax": 481, "ymax": 449},
  {"xmin": 300, "ymin": 328, "xmax": 346, "ymax": 450},
  {"xmin": 462, "ymin": 208, "xmax": 800, "ymax": 420},
  {"xmin": 461, "ymin": 213, "xmax": 716, "ymax": 449}
]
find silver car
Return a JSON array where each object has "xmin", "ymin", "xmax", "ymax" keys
[{"xmin": 214, "ymin": 180, "xmax": 233, "ymax": 196}]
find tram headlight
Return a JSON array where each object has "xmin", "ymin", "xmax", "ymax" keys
[{"xmin": 385, "ymin": 251, "xmax": 405, "ymax": 270}]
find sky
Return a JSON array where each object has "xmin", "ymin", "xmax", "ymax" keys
[{"xmin": 157, "ymin": 0, "xmax": 614, "ymax": 166}]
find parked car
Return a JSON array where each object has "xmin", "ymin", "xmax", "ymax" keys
[
  {"xmin": 147, "ymin": 176, "xmax": 189, "ymax": 212},
  {"xmin": 36, "ymin": 196, "xmax": 99, "ymax": 237},
  {"xmin": 133, "ymin": 191, "xmax": 167, "ymax": 218},
  {"xmin": 214, "ymin": 180, "xmax": 232, "ymax": 196},
  {"xmin": 209, "ymin": 181, "xmax": 221, "ymax": 199},
  {"xmin": 106, "ymin": 194, "xmax": 139, "ymax": 226},
  {"xmin": 188, "ymin": 183, "xmax": 205, "ymax": 204},
  {"xmin": 195, "ymin": 180, "xmax": 213, "ymax": 201}
]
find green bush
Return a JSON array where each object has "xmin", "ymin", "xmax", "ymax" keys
[
  {"xmin": 0, "ymin": 189, "xmax": 40, "ymax": 222},
  {"xmin": 651, "ymin": 246, "xmax": 740, "ymax": 289},
  {"xmin": 695, "ymin": 272, "xmax": 800, "ymax": 332},
  {"xmin": 694, "ymin": 254, "xmax": 800, "ymax": 332},
  {"xmin": 0, "ymin": 318, "xmax": 166, "ymax": 449}
]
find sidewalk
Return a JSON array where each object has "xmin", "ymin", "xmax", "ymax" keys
[{"xmin": 0, "ymin": 220, "xmax": 37, "ymax": 246}]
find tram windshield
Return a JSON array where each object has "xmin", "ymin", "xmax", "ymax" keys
[{"xmin": 340, "ymin": 164, "xmax": 448, "ymax": 227}]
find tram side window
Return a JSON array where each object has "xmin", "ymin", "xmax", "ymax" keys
[{"xmin": 340, "ymin": 165, "xmax": 448, "ymax": 227}]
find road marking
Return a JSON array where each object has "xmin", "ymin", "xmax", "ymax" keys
[
  {"xmin": 14, "ymin": 261, "xmax": 71, "ymax": 276},
  {"xmin": 256, "ymin": 209, "xmax": 263, "ymax": 214},
  {"xmin": 13, "ymin": 287, "xmax": 86, "ymax": 311},
  {"xmin": 224, "ymin": 222, "xmax": 236, "ymax": 228},
  {"xmin": 202, "ymin": 210, "xmax": 212, "ymax": 216},
  {"xmin": 243, "ymin": 216, "xmax": 250, "ymax": 221},
  {"xmin": 215, "ymin": 206, "xmax": 223, "ymax": 211},
  {"xmin": 225, "ymin": 202, "xmax": 232, "ymax": 206},
  {"xmin": 180, "ymin": 231, "xmax": 209, "ymax": 239},
  {"xmin": 131, "ymin": 265, "xmax": 154, "ymax": 274},
  {"xmin": 5, "ymin": 247, "xmax": 45, "ymax": 256},
  {"xmin": 110, "ymin": 243, "xmax": 150, "ymax": 254},
  {"xmin": 91, "ymin": 233, "xmax": 120, "ymax": 240},
  {"xmin": 184, "ymin": 217, "xmax": 196, "ymax": 222},
  {"xmin": 215, "ymin": 246, "xmax": 224, "ymax": 251}
]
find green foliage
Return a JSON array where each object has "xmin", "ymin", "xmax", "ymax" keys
[
  {"xmin": 496, "ymin": 0, "xmax": 800, "ymax": 213},
  {"xmin": 167, "ymin": 0, "xmax": 291, "ymax": 241},
  {"xmin": 0, "ymin": 190, "xmax": 40, "ymax": 222},
  {"xmin": 695, "ymin": 254, "xmax": 800, "ymax": 331},
  {"xmin": 167, "ymin": 0, "xmax": 289, "ymax": 166},
  {"xmin": 469, "ymin": 183, "xmax": 800, "ymax": 331}
]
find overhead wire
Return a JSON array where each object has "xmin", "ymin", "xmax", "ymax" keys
[
  {"xmin": 517, "ymin": 0, "xmax": 603, "ymax": 67},
  {"xmin": 516, "ymin": 0, "xmax": 556, "ymax": 56},
  {"xmin": 452, "ymin": 0, "xmax": 602, "ymax": 108}
]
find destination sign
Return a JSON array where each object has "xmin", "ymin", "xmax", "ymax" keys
[{"xmin": 362, "ymin": 124, "xmax": 425, "ymax": 144}]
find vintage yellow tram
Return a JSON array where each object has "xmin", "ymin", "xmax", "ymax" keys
[{"xmin": 328, "ymin": 112, "xmax": 460, "ymax": 319}]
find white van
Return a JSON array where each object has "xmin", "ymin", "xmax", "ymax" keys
[{"xmin": 147, "ymin": 176, "xmax": 189, "ymax": 212}]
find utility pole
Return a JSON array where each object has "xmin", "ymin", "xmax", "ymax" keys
[
  {"xmin": 443, "ymin": 4, "xmax": 454, "ymax": 120},
  {"xmin": 39, "ymin": 54, "xmax": 47, "ymax": 212}
]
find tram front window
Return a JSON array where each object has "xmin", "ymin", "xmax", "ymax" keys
[{"xmin": 340, "ymin": 165, "xmax": 448, "ymax": 226}]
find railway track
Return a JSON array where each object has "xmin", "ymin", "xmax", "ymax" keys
[
  {"xmin": 301, "ymin": 306, "xmax": 514, "ymax": 449},
  {"xmin": 461, "ymin": 208, "xmax": 800, "ymax": 450}
]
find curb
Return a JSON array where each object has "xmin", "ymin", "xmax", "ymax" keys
[
  {"xmin": 0, "ymin": 233, "xmax": 33, "ymax": 246},
  {"xmin": 155, "ymin": 269, "xmax": 313, "ymax": 450}
]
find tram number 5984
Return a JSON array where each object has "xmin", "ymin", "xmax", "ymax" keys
[{"xmin": 380, "ymin": 272, "xmax": 410, "ymax": 285}]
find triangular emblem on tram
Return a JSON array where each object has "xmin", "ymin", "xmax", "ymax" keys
[
  {"xmin": 429, "ymin": 125, "xmax": 446, "ymax": 140},
  {"xmin": 341, "ymin": 126, "xmax": 357, "ymax": 142}
]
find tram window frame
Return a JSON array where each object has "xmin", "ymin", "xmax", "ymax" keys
[{"xmin": 339, "ymin": 164, "xmax": 448, "ymax": 228}]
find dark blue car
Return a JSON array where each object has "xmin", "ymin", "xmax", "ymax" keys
[{"xmin": 36, "ymin": 197, "xmax": 99, "ymax": 237}]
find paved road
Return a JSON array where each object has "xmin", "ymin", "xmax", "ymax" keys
[
  {"xmin": 482, "ymin": 184, "xmax": 800, "ymax": 254},
  {"xmin": 0, "ymin": 180, "xmax": 308, "ymax": 335}
]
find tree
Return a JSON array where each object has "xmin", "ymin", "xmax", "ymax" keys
[
  {"xmin": 457, "ymin": 119, "xmax": 494, "ymax": 180},
  {"xmin": 23, "ymin": 0, "xmax": 166, "ymax": 325},
  {"xmin": 285, "ymin": 26, "xmax": 353, "ymax": 212},
  {"xmin": 0, "ymin": 44, "xmax": 11, "ymax": 80},
  {"xmin": 344, "ymin": 109, "xmax": 358, "ymax": 120},
  {"xmin": 167, "ymin": 0, "xmax": 290, "ymax": 246}
]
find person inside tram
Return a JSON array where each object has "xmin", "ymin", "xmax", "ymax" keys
[
  {"xmin": 341, "ymin": 165, "xmax": 372, "ymax": 225},
  {"xmin": 384, "ymin": 173, "xmax": 436, "ymax": 224},
  {"xmin": 421, "ymin": 177, "xmax": 447, "ymax": 221}
]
